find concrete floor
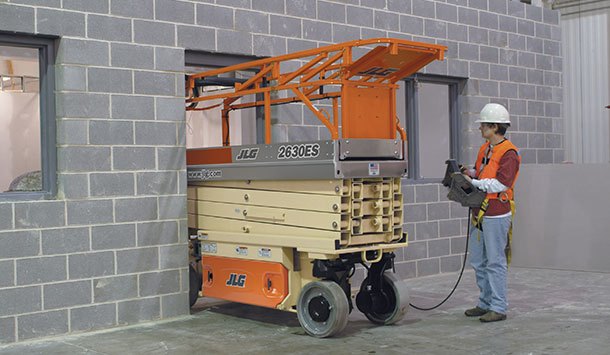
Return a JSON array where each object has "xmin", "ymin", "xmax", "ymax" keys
[{"xmin": 1, "ymin": 267, "xmax": 609, "ymax": 355}]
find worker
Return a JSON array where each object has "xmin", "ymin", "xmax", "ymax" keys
[{"xmin": 460, "ymin": 103, "xmax": 521, "ymax": 322}]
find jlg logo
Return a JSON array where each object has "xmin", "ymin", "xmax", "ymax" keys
[
  {"xmin": 235, "ymin": 148, "xmax": 259, "ymax": 161},
  {"xmin": 225, "ymin": 273, "xmax": 246, "ymax": 288}
]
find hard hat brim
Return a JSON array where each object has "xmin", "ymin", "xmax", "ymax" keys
[{"xmin": 475, "ymin": 119, "xmax": 510, "ymax": 125}]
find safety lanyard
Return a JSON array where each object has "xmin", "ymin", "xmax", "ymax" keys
[
  {"xmin": 477, "ymin": 145, "xmax": 492, "ymax": 177},
  {"xmin": 478, "ymin": 139, "xmax": 507, "ymax": 177}
]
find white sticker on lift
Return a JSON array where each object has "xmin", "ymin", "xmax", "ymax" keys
[
  {"xmin": 368, "ymin": 163, "xmax": 380, "ymax": 176},
  {"xmin": 258, "ymin": 248, "xmax": 272, "ymax": 258},
  {"xmin": 202, "ymin": 242, "xmax": 217, "ymax": 254},
  {"xmin": 236, "ymin": 246, "xmax": 248, "ymax": 256}
]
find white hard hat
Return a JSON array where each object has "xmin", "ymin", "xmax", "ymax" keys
[{"xmin": 475, "ymin": 103, "xmax": 510, "ymax": 125}]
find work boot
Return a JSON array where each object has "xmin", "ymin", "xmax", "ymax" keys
[
  {"xmin": 464, "ymin": 306, "xmax": 488, "ymax": 317},
  {"xmin": 479, "ymin": 311, "xmax": 507, "ymax": 322}
]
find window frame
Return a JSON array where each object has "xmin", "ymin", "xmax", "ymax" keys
[
  {"xmin": 0, "ymin": 33, "xmax": 56, "ymax": 201},
  {"xmin": 404, "ymin": 74, "xmax": 462, "ymax": 184}
]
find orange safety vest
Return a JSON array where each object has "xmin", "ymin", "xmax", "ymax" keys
[{"xmin": 474, "ymin": 139, "xmax": 521, "ymax": 202}]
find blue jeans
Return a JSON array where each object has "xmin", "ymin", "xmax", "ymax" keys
[{"xmin": 468, "ymin": 216, "xmax": 511, "ymax": 314}]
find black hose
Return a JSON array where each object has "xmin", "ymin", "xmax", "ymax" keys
[{"xmin": 408, "ymin": 208, "xmax": 471, "ymax": 311}]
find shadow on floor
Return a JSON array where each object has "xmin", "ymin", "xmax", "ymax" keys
[
  {"xmin": 191, "ymin": 295, "xmax": 424, "ymax": 338},
  {"xmin": 3, "ymin": 268, "xmax": 610, "ymax": 355}
]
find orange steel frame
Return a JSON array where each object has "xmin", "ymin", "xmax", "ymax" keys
[{"xmin": 185, "ymin": 38, "xmax": 446, "ymax": 146}]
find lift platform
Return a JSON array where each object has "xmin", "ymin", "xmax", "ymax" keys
[{"xmin": 185, "ymin": 38, "xmax": 446, "ymax": 337}]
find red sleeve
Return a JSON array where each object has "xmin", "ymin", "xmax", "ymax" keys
[{"xmin": 496, "ymin": 150, "xmax": 519, "ymax": 187}]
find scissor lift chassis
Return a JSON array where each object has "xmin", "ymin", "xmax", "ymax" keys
[
  {"xmin": 187, "ymin": 139, "xmax": 411, "ymax": 337},
  {"xmin": 185, "ymin": 38, "xmax": 446, "ymax": 337}
]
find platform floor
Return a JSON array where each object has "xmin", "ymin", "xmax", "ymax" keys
[{"xmin": 1, "ymin": 267, "xmax": 609, "ymax": 354}]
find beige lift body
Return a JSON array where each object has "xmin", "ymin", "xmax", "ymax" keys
[{"xmin": 185, "ymin": 38, "xmax": 446, "ymax": 337}]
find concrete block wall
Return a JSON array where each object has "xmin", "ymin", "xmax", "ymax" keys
[
  {"xmin": 0, "ymin": 0, "xmax": 562, "ymax": 344},
  {"xmin": 0, "ymin": 0, "xmax": 189, "ymax": 344}
]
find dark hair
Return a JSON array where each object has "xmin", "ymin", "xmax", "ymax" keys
[{"xmin": 496, "ymin": 123, "xmax": 509, "ymax": 135}]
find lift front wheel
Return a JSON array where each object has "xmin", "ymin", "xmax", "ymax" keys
[
  {"xmin": 297, "ymin": 281, "xmax": 349, "ymax": 338},
  {"xmin": 356, "ymin": 273, "xmax": 409, "ymax": 325}
]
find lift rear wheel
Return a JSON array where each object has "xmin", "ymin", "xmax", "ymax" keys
[
  {"xmin": 189, "ymin": 263, "xmax": 202, "ymax": 307},
  {"xmin": 357, "ymin": 273, "xmax": 409, "ymax": 325},
  {"xmin": 297, "ymin": 281, "xmax": 349, "ymax": 338}
]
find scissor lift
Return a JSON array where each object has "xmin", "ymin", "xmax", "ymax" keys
[{"xmin": 186, "ymin": 38, "xmax": 446, "ymax": 337}]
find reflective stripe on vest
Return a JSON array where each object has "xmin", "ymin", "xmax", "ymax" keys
[{"xmin": 474, "ymin": 139, "xmax": 521, "ymax": 201}]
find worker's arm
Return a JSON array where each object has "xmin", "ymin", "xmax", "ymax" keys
[
  {"xmin": 471, "ymin": 178, "xmax": 508, "ymax": 193},
  {"xmin": 464, "ymin": 150, "xmax": 519, "ymax": 193},
  {"xmin": 462, "ymin": 173, "xmax": 508, "ymax": 192}
]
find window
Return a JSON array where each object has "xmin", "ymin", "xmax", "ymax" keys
[
  {"xmin": 400, "ymin": 75, "xmax": 461, "ymax": 182},
  {"xmin": 0, "ymin": 34, "xmax": 56, "ymax": 199},
  {"xmin": 185, "ymin": 51, "xmax": 264, "ymax": 148}
]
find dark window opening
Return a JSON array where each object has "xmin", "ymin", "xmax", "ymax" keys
[{"xmin": 401, "ymin": 74, "xmax": 462, "ymax": 183}]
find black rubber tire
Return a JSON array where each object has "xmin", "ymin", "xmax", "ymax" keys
[
  {"xmin": 359, "ymin": 273, "xmax": 409, "ymax": 325},
  {"xmin": 297, "ymin": 281, "xmax": 349, "ymax": 338},
  {"xmin": 189, "ymin": 263, "xmax": 202, "ymax": 307}
]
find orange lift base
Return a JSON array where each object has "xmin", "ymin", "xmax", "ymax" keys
[{"xmin": 201, "ymin": 256, "xmax": 289, "ymax": 309}]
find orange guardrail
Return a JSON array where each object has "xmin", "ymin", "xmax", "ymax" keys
[{"xmin": 186, "ymin": 38, "xmax": 446, "ymax": 146}]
